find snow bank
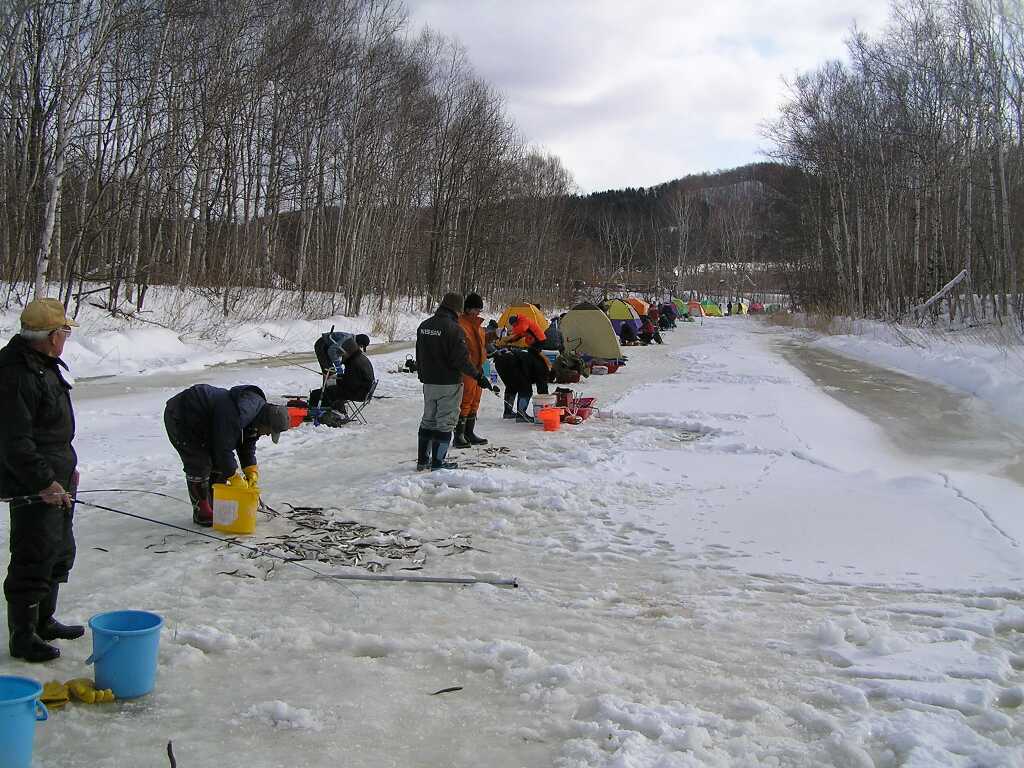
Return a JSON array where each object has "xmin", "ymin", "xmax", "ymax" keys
[{"xmin": 0, "ymin": 285, "xmax": 431, "ymax": 378}]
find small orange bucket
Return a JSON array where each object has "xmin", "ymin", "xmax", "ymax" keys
[
  {"xmin": 538, "ymin": 407, "xmax": 562, "ymax": 432},
  {"xmin": 287, "ymin": 406, "xmax": 307, "ymax": 428}
]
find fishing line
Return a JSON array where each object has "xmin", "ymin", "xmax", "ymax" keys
[
  {"xmin": 75, "ymin": 488, "xmax": 191, "ymax": 504},
  {"xmin": 233, "ymin": 347, "xmax": 322, "ymax": 375}
]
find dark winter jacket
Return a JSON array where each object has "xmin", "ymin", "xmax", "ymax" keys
[
  {"xmin": 315, "ymin": 331, "xmax": 355, "ymax": 371},
  {"xmin": 542, "ymin": 318, "xmax": 564, "ymax": 351},
  {"xmin": 336, "ymin": 347, "xmax": 374, "ymax": 401},
  {"xmin": 416, "ymin": 306, "xmax": 479, "ymax": 385},
  {"xmin": 0, "ymin": 335, "xmax": 77, "ymax": 496},
  {"xmin": 164, "ymin": 384, "xmax": 267, "ymax": 480},
  {"xmin": 493, "ymin": 348, "xmax": 551, "ymax": 394}
]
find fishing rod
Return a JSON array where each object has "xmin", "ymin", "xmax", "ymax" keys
[{"xmin": 319, "ymin": 572, "xmax": 517, "ymax": 587}]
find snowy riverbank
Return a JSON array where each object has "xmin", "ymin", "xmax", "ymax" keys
[
  {"xmin": 4, "ymin": 316, "xmax": 1021, "ymax": 766},
  {"xmin": 812, "ymin": 319, "xmax": 1024, "ymax": 430},
  {"xmin": 0, "ymin": 287, "xmax": 429, "ymax": 379}
]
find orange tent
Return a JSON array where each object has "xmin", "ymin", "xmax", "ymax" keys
[
  {"xmin": 687, "ymin": 299, "xmax": 705, "ymax": 317},
  {"xmin": 625, "ymin": 297, "xmax": 649, "ymax": 317}
]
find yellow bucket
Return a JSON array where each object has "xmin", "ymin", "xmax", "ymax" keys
[{"xmin": 211, "ymin": 483, "xmax": 260, "ymax": 535}]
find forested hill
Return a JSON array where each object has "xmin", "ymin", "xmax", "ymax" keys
[{"xmin": 564, "ymin": 162, "xmax": 807, "ymax": 298}]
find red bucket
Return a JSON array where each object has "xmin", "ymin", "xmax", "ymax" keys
[
  {"xmin": 287, "ymin": 406, "xmax": 307, "ymax": 428},
  {"xmin": 538, "ymin": 407, "xmax": 563, "ymax": 432}
]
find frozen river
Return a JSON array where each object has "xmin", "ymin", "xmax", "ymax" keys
[
  {"xmin": 782, "ymin": 340, "xmax": 1024, "ymax": 487},
  {"xmin": 8, "ymin": 320, "xmax": 1023, "ymax": 767}
]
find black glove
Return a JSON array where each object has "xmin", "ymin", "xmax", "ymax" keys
[{"xmin": 476, "ymin": 375, "xmax": 494, "ymax": 391}]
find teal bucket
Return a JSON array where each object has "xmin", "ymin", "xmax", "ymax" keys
[
  {"xmin": 482, "ymin": 359, "xmax": 497, "ymax": 385},
  {"xmin": 0, "ymin": 676, "xmax": 48, "ymax": 768},
  {"xmin": 86, "ymin": 610, "xmax": 163, "ymax": 699}
]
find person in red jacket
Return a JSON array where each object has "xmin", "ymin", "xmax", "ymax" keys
[
  {"xmin": 502, "ymin": 313, "xmax": 546, "ymax": 348},
  {"xmin": 639, "ymin": 316, "xmax": 664, "ymax": 345}
]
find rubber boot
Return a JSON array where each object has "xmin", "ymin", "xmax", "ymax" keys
[
  {"xmin": 36, "ymin": 584, "xmax": 84, "ymax": 641},
  {"xmin": 8, "ymin": 603, "xmax": 60, "ymax": 662},
  {"xmin": 502, "ymin": 389, "xmax": 516, "ymax": 419},
  {"xmin": 515, "ymin": 394, "xmax": 534, "ymax": 423},
  {"xmin": 187, "ymin": 476, "xmax": 213, "ymax": 527},
  {"xmin": 452, "ymin": 416, "xmax": 470, "ymax": 449},
  {"xmin": 465, "ymin": 415, "xmax": 488, "ymax": 445},
  {"xmin": 430, "ymin": 430, "xmax": 457, "ymax": 470},
  {"xmin": 416, "ymin": 427, "xmax": 432, "ymax": 471}
]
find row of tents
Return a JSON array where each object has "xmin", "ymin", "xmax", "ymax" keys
[
  {"xmin": 497, "ymin": 301, "xmax": 625, "ymax": 361},
  {"xmin": 494, "ymin": 297, "xmax": 785, "ymax": 363}
]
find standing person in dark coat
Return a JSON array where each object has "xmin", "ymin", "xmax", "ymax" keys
[
  {"xmin": 415, "ymin": 293, "xmax": 495, "ymax": 471},
  {"xmin": 0, "ymin": 299, "xmax": 82, "ymax": 662},
  {"xmin": 493, "ymin": 347, "xmax": 553, "ymax": 422},
  {"xmin": 163, "ymin": 385, "xmax": 291, "ymax": 526}
]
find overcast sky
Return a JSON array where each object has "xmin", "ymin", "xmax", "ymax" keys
[{"xmin": 403, "ymin": 1, "xmax": 892, "ymax": 193}]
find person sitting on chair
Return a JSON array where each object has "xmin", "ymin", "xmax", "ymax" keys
[{"xmin": 311, "ymin": 337, "xmax": 374, "ymax": 412}]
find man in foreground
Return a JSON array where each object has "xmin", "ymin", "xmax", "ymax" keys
[{"xmin": 0, "ymin": 298, "xmax": 82, "ymax": 662}]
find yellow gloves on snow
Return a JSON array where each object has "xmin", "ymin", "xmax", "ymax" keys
[
  {"xmin": 242, "ymin": 465, "xmax": 259, "ymax": 488},
  {"xmin": 68, "ymin": 678, "xmax": 115, "ymax": 704},
  {"xmin": 41, "ymin": 678, "xmax": 115, "ymax": 708}
]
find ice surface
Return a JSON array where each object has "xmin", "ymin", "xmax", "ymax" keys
[{"xmin": 3, "ymin": 315, "xmax": 1022, "ymax": 766}]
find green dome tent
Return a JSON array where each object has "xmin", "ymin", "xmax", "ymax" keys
[
  {"xmin": 701, "ymin": 300, "xmax": 723, "ymax": 317},
  {"xmin": 561, "ymin": 303, "xmax": 622, "ymax": 360}
]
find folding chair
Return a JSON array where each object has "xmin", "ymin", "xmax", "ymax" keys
[{"xmin": 340, "ymin": 379, "xmax": 378, "ymax": 425}]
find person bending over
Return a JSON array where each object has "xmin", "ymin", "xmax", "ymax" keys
[
  {"xmin": 493, "ymin": 346, "xmax": 553, "ymax": 423},
  {"xmin": 163, "ymin": 385, "xmax": 290, "ymax": 526}
]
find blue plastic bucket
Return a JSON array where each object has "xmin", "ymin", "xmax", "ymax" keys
[
  {"xmin": 0, "ymin": 676, "xmax": 48, "ymax": 768},
  {"xmin": 86, "ymin": 610, "xmax": 163, "ymax": 699}
]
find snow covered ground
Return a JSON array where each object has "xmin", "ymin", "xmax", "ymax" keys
[
  {"xmin": 0, "ymin": 286, "xmax": 427, "ymax": 378},
  {"xmin": 4, "ymin": 316, "xmax": 1024, "ymax": 767}
]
